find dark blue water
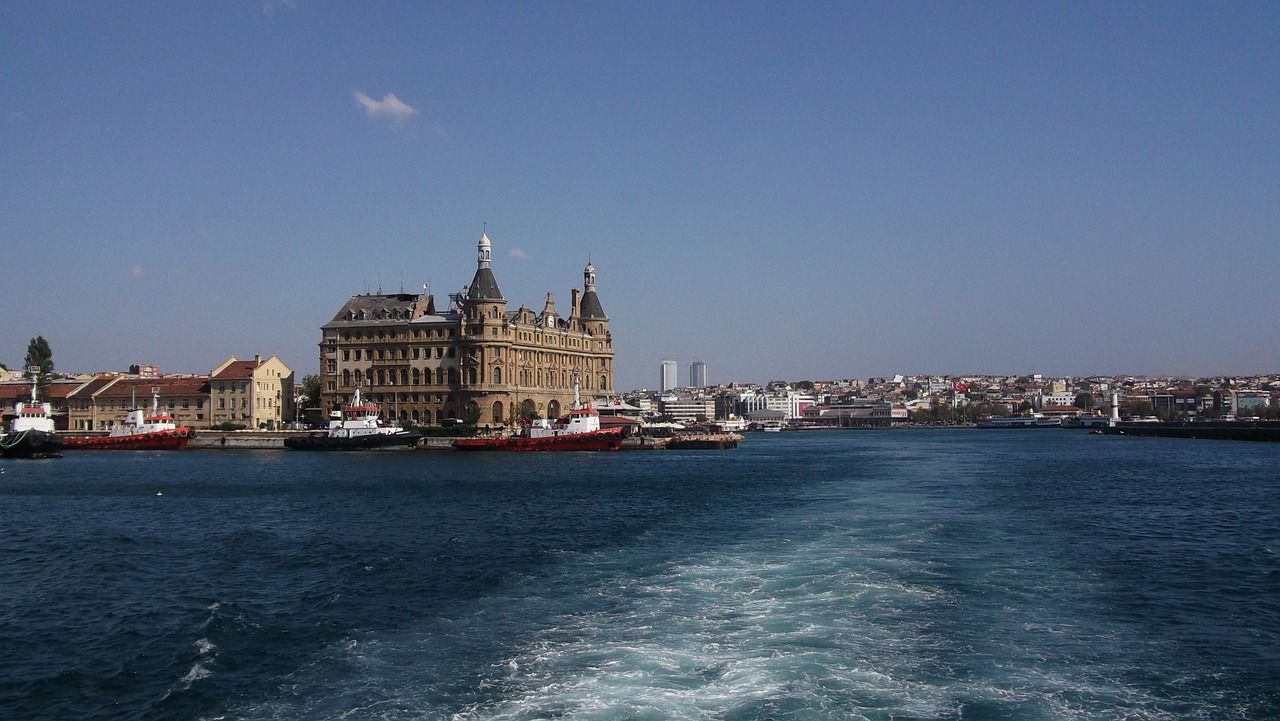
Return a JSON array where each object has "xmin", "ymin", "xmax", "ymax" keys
[{"xmin": 2, "ymin": 431, "xmax": 1278, "ymax": 720}]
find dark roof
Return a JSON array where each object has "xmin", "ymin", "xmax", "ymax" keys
[
  {"xmin": 324, "ymin": 293, "xmax": 419, "ymax": 327},
  {"xmin": 97, "ymin": 377, "xmax": 210, "ymax": 398},
  {"xmin": 579, "ymin": 289, "xmax": 606, "ymax": 320},
  {"xmin": 467, "ymin": 267, "xmax": 504, "ymax": 301},
  {"xmin": 67, "ymin": 376, "xmax": 118, "ymax": 399}
]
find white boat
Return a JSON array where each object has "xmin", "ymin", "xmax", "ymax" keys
[
  {"xmin": 976, "ymin": 413, "xmax": 1063, "ymax": 429},
  {"xmin": 1061, "ymin": 414, "xmax": 1114, "ymax": 429},
  {"xmin": 285, "ymin": 385, "xmax": 421, "ymax": 450},
  {"xmin": 1, "ymin": 381, "xmax": 63, "ymax": 458}
]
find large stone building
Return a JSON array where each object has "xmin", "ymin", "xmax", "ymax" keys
[{"xmin": 317, "ymin": 230, "xmax": 614, "ymax": 427}]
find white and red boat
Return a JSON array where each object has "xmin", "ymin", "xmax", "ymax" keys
[
  {"xmin": 63, "ymin": 388, "xmax": 195, "ymax": 450},
  {"xmin": 454, "ymin": 380, "xmax": 623, "ymax": 452},
  {"xmin": 284, "ymin": 385, "xmax": 421, "ymax": 450},
  {"xmin": 1, "ymin": 379, "xmax": 63, "ymax": 458}
]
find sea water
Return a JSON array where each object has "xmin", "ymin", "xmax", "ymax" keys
[{"xmin": 1, "ymin": 431, "xmax": 1277, "ymax": 720}]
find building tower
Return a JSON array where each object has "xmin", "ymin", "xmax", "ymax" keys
[
  {"xmin": 689, "ymin": 360, "xmax": 708, "ymax": 388},
  {"xmin": 661, "ymin": 359, "xmax": 678, "ymax": 392},
  {"xmin": 318, "ymin": 228, "xmax": 614, "ymax": 428}
]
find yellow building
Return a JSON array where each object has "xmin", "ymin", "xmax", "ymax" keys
[
  {"xmin": 318, "ymin": 230, "xmax": 614, "ymax": 426},
  {"xmin": 210, "ymin": 354, "xmax": 295, "ymax": 429}
]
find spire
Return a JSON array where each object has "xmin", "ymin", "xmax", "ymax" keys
[
  {"xmin": 466, "ymin": 226, "xmax": 504, "ymax": 301},
  {"xmin": 477, "ymin": 225, "xmax": 492, "ymax": 270},
  {"xmin": 579, "ymin": 259, "xmax": 607, "ymax": 320},
  {"xmin": 539, "ymin": 292, "xmax": 559, "ymax": 329}
]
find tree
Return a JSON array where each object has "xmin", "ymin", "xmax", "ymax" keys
[
  {"xmin": 1074, "ymin": 392, "xmax": 1095, "ymax": 411},
  {"xmin": 24, "ymin": 336, "xmax": 54, "ymax": 395},
  {"xmin": 298, "ymin": 374, "xmax": 325, "ymax": 425},
  {"xmin": 463, "ymin": 402, "xmax": 482, "ymax": 426},
  {"xmin": 299, "ymin": 374, "xmax": 322, "ymax": 406}
]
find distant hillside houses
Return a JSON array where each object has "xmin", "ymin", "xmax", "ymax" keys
[{"xmin": 622, "ymin": 373, "xmax": 1280, "ymax": 426}]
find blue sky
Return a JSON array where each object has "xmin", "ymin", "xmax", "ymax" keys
[{"xmin": 3, "ymin": 2, "xmax": 1277, "ymax": 391}]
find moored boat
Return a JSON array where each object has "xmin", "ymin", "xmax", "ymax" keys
[
  {"xmin": 1, "ymin": 381, "xmax": 63, "ymax": 458},
  {"xmin": 63, "ymin": 387, "xmax": 195, "ymax": 450},
  {"xmin": 284, "ymin": 386, "xmax": 421, "ymax": 450},
  {"xmin": 453, "ymin": 378, "xmax": 622, "ymax": 451},
  {"xmin": 976, "ymin": 413, "xmax": 1063, "ymax": 428}
]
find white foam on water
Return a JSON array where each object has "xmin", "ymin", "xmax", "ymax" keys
[{"xmin": 217, "ymin": 508, "xmax": 1216, "ymax": 720}]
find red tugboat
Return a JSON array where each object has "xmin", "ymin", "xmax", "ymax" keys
[
  {"xmin": 63, "ymin": 387, "xmax": 194, "ymax": 450},
  {"xmin": 453, "ymin": 379, "xmax": 623, "ymax": 452}
]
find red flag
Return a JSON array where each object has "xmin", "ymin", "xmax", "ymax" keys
[{"xmin": 953, "ymin": 381, "xmax": 969, "ymax": 392}]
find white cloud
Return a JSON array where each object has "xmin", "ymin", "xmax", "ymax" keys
[
  {"xmin": 262, "ymin": 0, "xmax": 295, "ymax": 17},
  {"xmin": 508, "ymin": 248, "xmax": 529, "ymax": 260},
  {"xmin": 353, "ymin": 91, "xmax": 418, "ymax": 125}
]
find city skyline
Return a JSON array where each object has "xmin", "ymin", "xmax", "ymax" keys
[{"xmin": 3, "ymin": 4, "xmax": 1278, "ymax": 392}]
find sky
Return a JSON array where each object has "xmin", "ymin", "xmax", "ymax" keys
[{"xmin": 2, "ymin": 2, "xmax": 1278, "ymax": 392}]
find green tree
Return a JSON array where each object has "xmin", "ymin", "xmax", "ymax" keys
[
  {"xmin": 1074, "ymin": 392, "xmax": 1095, "ymax": 411},
  {"xmin": 298, "ymin": 374, "xmax": 325, "ymax": 425},
  {"xmin": 463, "ymin": 402, "xmax": 482, "ymax": 426},
  {"xmin": 24, "ymin": 336, "xmax": 54, "ymax": 396}
]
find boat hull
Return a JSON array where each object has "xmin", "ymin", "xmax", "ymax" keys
[
  {"xmin": 453, "ymin": 429, "xmax": 623, "ymax": 452},
  {"xmin": 0, "ymin": 429, "xmax": 63, "ymax": 458},
  {"xmin": 284, "ymin": 431, "xmax": 422, "ymax": 450},
  {"xmin": 63, "ymin": 428, "xmax": 194, "ymax": 450}
]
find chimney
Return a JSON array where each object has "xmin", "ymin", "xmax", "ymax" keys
[
  {"xmin": 570, "ymin": 288, "xmax": 581, "ymax": 319},
  {"xmin": 255, "ymin": 354, "xmax": 261, "ymax": 366}
]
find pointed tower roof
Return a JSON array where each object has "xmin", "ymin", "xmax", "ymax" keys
[
  {"xmin": 467, "ymin": 228, "xmax": 504, "ymax": 301},
  {"xmin": 579, "ymin": 260, "xmax": 607, "ymax": 320}
]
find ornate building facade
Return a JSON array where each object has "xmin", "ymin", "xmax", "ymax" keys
[{"xmin": 317, "ymin": 231, "xmax": 614, "ymax": 427}]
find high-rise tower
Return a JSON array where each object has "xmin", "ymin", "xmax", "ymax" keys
[
  {"xmin": 661, "ymin": 360, "xmax": 678, "ymax": 392},
  {"xmin": 689, "ymin": 360, "xmax": 708, "ymax": 388}
]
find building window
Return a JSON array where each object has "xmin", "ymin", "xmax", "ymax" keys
[{"xmin": 493, "ymin": 367, "xmax": 502, "ymax": 384}]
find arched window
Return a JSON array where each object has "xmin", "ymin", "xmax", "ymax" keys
[
  {"xmin": 493, "ymin": 367, "xmax": 502, "ymax": 384},
  {"xmin": 600, "ymin": 374, "xmax": 607, "ymax": 390},
  {"xmin": 400, "ymin": 369, "xmax": 409, "ymax": 385},
  {"xmin": 354, "ymin": 369, "xmax": 363, "ymax": 384},
  {"xmin": 492, "ymin": 401, "xmax": 504, "ymax": 423},
  {"xmin": 376, "ymin": 369, "xmax": 386, "ymax": 386},
  {"xmin": 436, "ymin": 368, "xmax": 444, "ymax": 385},
  {"xmin": 448, "ymin": 368, "xmax": 457, "ymax": 385},
  {"xmin": 412, "ymin": 368, "xmax": 420, "ymax": 385},
  {"xmin": 342, "ymin": 369, "xmax": 351, "ymax": 386},
  {"xmin": 466, "ymin": 367, "xmax": 477, "ymax": 385}
]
